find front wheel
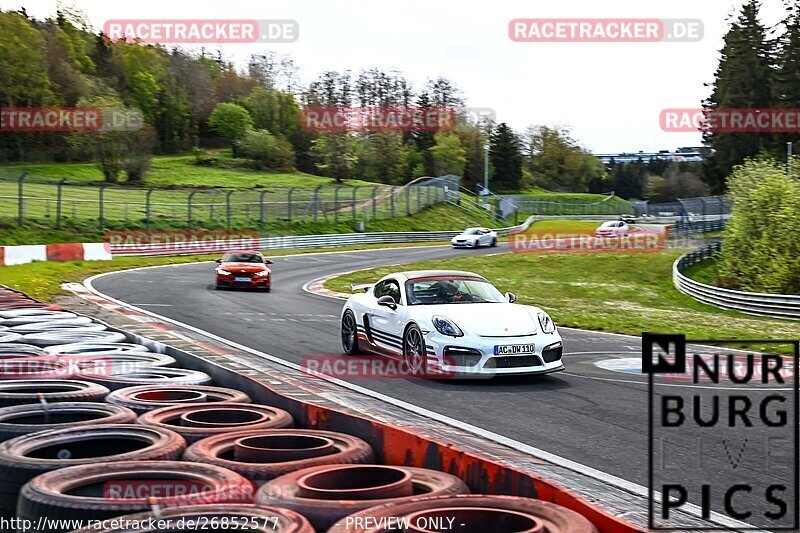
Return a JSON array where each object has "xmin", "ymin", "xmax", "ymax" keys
[
  {"xmin": 490, "ymin": 238, "xmax": 497, "ymax": 247},
  {"xmin": 341, "ymin": 309, "xmax": 360, "ymax": 355},
  {"xmin": 403, "ymin": 325, "xmax": 428, "ymax": 376}
]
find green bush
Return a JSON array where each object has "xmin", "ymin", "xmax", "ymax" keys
[
  {"xmin": 236, "ymin": 129, "xmax": 295, "ymax": 171},
  {"xmin": 718, "ymin": 157, "xmax": 800, "ymax": 294}
]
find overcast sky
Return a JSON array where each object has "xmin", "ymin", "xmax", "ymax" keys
[{"xmin": 1, "ymin": 0, "xmax": 788, "ymax": 153}]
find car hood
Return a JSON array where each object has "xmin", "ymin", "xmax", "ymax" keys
[
  {"xmin": 452, "ymin": 233, "xmax": 479, "ymax": 240},
  {"xmin": 220, "ymin": 262, "xmax": 268, "ymax": 272},
  {"xmin": 416, "ymin": 303, "xmax": 543, "ymax": 336}
]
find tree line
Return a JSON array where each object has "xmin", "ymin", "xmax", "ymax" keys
[{"xmin": 0, "ymin": 8, "xmax": 604, "ymax": 193}]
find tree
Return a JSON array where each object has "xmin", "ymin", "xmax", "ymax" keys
[
  {"xmin": 236, "ymin": 129, "xmax": 295, "ymax": 170},
  {"xmin": 718, "ymin": 157, "xmax": 800, "ymax": 293},
  {"xmin": 309, "ymin": 133, "xmax": 359, "ymax": 182},
  {"xmin": 773, "ymin": 0, "xmax": 800, "ymax": 152},
  {"xmin": 410, "ymin": 92, "xmax": 436, "ymax": 176},
  {"xmin": 704, "ymin": 0, "xmax": 774, "ymax": 191},
  {"xmin": 524, "ymin": 125, "xmax": 602, "ymax": 191},
  {"xmin": 360, "ymin": 132, "xmax": 408, "ymax": 183},
  {"xmin": 489, "ymin": 123, "xmax": 522, "ymax": 191},
  {"xmin": 430, "ymin": 132, "xmax": 466, "ymax": 176},
  {"xmin": 208, "ymin": 103, "xmax": 253, "ymax": 155},
  {"xmin": 0, "ymin": 12, "xmax": 52, "ymax": 105}
]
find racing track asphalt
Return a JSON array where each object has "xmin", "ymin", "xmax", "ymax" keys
[{"xmin": 91, "ymin": 243, "xmax": 795, "ymax": 524}]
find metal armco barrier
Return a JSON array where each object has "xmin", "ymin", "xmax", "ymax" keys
[
  {"xmin": 109, "ymin": 217, "xmax": 539, "ymax": 256},
  {"xmin": 673, "ymin": 241, "xmax": 800, "ymax": 320}
]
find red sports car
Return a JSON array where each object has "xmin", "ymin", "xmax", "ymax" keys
[{"xmin": 214, "ymin": 251, "xmax": 273, "ymax": 291}]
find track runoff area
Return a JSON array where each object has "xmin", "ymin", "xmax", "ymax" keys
[{"xmin": 90, "ymin": 238, "xmax": 798, "ymax": 531}]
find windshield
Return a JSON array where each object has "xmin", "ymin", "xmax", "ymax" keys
[
  {"xmin": 405, "ymin": 277, "xmax": 506, "ymax": 305},
  {"xmin": 463, "ymin": 229, "xmax": 481, "ymax": 235},
  {"xmin": 222, "ymin": 253, "xmax": 263, "ymax": 263},
  {"xmin": 600, "ymin": 222, "xmax": 617, "ymax": 228}
]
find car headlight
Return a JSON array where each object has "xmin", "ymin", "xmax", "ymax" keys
[
  {"xmin": 216, "ymin": 269, "xmax": 231, "ymax": 276},
  {"xmin": 254, "ymin": 270, "xmax": 269, "ymax": 277},
  {"xmin": 432, "ymin": 316, "xmax": 463, "ymax": 337},
  {"xmin": 538, "ymin": 312, "xmax": 556, "ymax": 333}
]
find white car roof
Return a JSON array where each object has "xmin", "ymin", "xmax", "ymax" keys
[{"xmin": 382, "ymin": 270, "xmax": 487, "ymax": 282}]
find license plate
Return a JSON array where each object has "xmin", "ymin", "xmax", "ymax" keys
[
  {"xmin": 494, "ymin": 344, "xmax": 535, "ymax": 355},
  {"xmin": 234, "ymin": 277, "xmax": 251, "ymax": 282}
]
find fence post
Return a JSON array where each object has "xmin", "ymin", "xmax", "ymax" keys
[
  {"xmin": 372, "ymin": 187, "xmax": 378, "ymax": 220},
  {"xmin": 313, "ymin": 185, "xmax": 323, "ymax": 223},
  {"xmin": 390, "ymin": 187, "xmax": 396, "ymax": 219},
  {"xmin": 352, "ymin": 186, "xmax": 359, "ymax": 221},
  {"xmin": 98, "ymin": 183, "xmax": 109, "ymax": 232},
  {"xmin": 17, "ymin": 172, "xmax": 28, "ymax": 225},
  {"xmin": 288, "ymin": 187, "xmax": 295, "ymax": 223},
  {"xmin": 259, "ymin": 190, "xmax": 268, "ymax": 228},
  {"xmin": 145, "ymin": 189, "xmax": 154, "ymax": 231},
  {"xmin": 406, "ymin": 186, "xmax": 411, "ymax": 215},
  {"xmin": 226, "ymin": 190, "xmax": 234, "ymax": 230},
  {"xmin": 55, "ymin": 178, "xmax": 67, "ymax": 229},
  {"xmin": 334, "ymin": 186, "xmax": 341, "ymax": 222},
  {"xmin": 417, "ymin": 185, "xmax": 421, "ymax": 212},
  {"xmin": 187, "ymin": 191, "xmax": 197, "ymax": 230}
]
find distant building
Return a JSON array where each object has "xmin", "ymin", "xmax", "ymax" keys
[{"xmin": 594, "ymin": 147, "xmax": 709, "ymax": 164}]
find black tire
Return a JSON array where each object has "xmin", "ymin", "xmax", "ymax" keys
[
  {"xmin": 106, "ymin": 384, "xmax": 251, "ymax": 414},
  {"xmin": 402, "ymin": 324, "xmax": 428, "ymax": 376},
  {"xmin": 340, "ymin": 310, "xmax": 360, "ymax": 355},
  {"xmin": 17, "ymin": 461, "xmax": 252, "ymax": 532},
  {"xmin": 0, "ymin": 380, "xmax": 109, "ymax": 408},
  {"xmin": 491, "ymin": 237, "xmax": 498, "ymax": 247},
  {"xmin": 0, "ymin": 424, "xmax": 185, "ymax": 518},
  {"xmin": 76, "ymin": 367, "xmax": 213, "ymax": 391},
  {"xmin": 0, "ymin": 402, "xmax": 136, "ymax": 442}
]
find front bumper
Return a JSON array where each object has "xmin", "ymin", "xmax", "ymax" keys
[
  {"xmin": 451, "ymin": 239, "xmax": 478, "ymax": 248},
  {"xmin": 215, "ymin": 274, "xmax": 270, "ymax": 289},
  {"xmin": 424, "ymin": 331, "xmax": 565, "ymax": 377}
]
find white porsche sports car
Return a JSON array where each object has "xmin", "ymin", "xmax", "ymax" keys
[
  {"xmin": 340, "ymin": 270, "xmax": 564, "ymax": 377},
  {"xmin": 450, "ymin": 227, "xmax": 498, "ymax": 248}
]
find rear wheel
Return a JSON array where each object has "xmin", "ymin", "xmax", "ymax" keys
[
  {"xmin": 341, "ymin": 310, "xmax": 360, "ymax": 355},
  {"xmin": 403, "ymin": 325, "xmax": 427, "ymax": 376}
]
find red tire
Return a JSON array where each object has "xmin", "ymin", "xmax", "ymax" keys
[
  {"xmin": 0, "ymin": 424, "xmax": 185, "ymax": 518},
  {"xmin": 326, "ymin": 494, "xmax": 598, "ymax": 533},
  {"xmin": 138, "ymin": 403, "xmax": 294, "ymax": 443},
  {"xmin": 68, "ymin": 504, "xmax": 314, "ymax": 533},
  {"xmin": 18, "ymin": 461, "xmax": 254, "ymax": 532},
  {"xmin": 255, "ymin": 464, "xmax": 469, "ymax": 531},
  {"xmin": 184, "ymin": 429, "xmax": 374, "ymax": 482},
  {"xmin": 106, "ymin": 384, "xmax": 251, "ymax": 414}
]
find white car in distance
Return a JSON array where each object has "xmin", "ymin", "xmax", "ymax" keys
[
  {"xmin": 451, "ymin": 227, "xmax": 498, "ymax": 248},
  {"xmin": 340, "ymin": 270, "xmax": 564, "ymax": 378},
  {"xmin": 594, "ymin": 220, "xmax": 629, "ymax": 238}
]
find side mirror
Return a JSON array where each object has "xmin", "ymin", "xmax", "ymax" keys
[
  {"xmin": 214, "ymin": 258, "xmax": 222, "ymax": 263},
  {"xmin": 505, "ymin": 292, "xmax": 517, "ymax": 303},
  {"xmin": 377, "ymin": 295, "xmax": 397, "ymax": 310},
  {"xmin": 265, "ymin": 259, "xmax": 274, "ymax": 265}
]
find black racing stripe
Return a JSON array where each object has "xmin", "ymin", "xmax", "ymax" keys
[
  {"xmin": 371, "ymin": 334, "xmax": 402, "ymax": 349},
  {"xmin": 370, "ymin": 326, "xmax": 402, "ymax": 341}
]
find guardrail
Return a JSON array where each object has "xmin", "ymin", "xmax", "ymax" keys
[
  {"xmin": 110, "ymin": 216, "xmax": 539, "ymax": 256},
  {"xmin": 673, "ymin": 242, "xmax": 800, "ymax": 320}
]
